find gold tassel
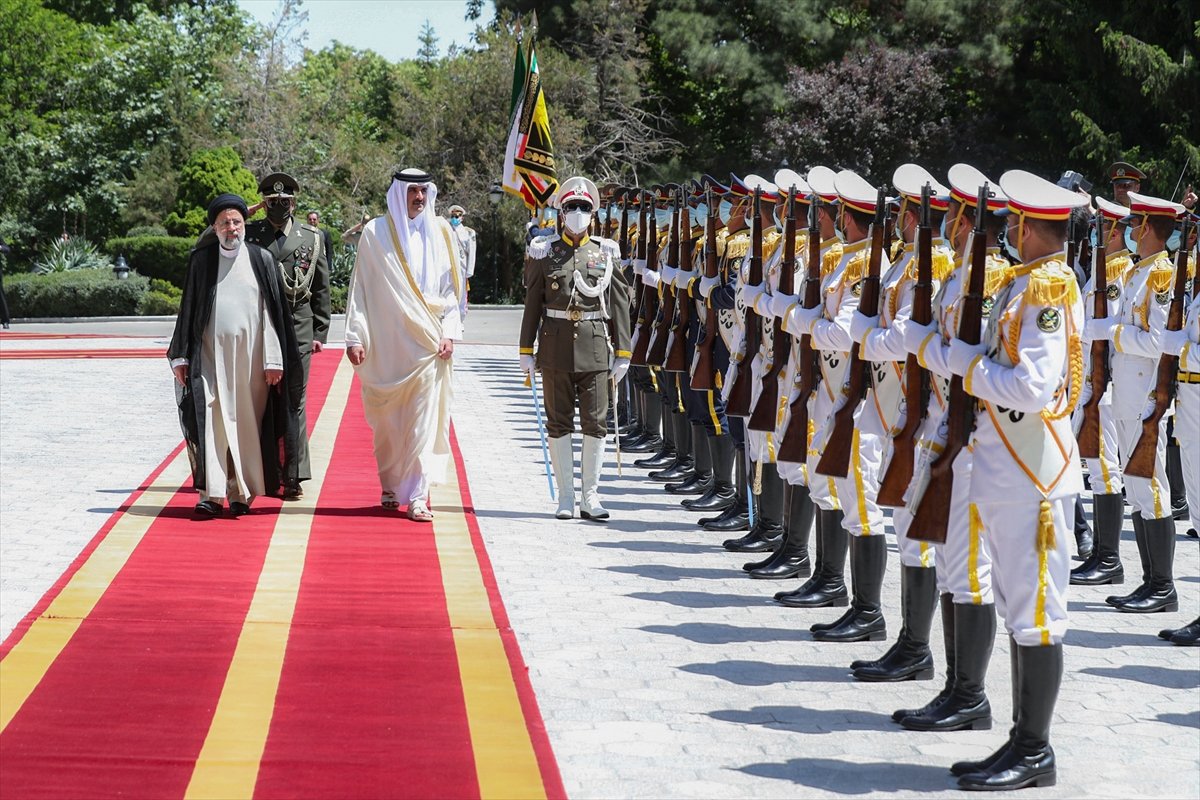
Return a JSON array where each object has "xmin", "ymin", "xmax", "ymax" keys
[
  {"xmin": 1147, "ymin": 259, "xmax": 1175, "ymax": 294},
  {"xmin": 753, "ymin": 459, "xmax": 763, "ymax": 496},
  {"xmin": 1036, "ymin": 499, "xmax": 1056, "ymax": 553},
  {"xmin": 1026, "ymin": 264, "xmax": 1077, "ymax": 306},
  {"xmin": 822, "ymin": 243, "xmax": 844, "ymax": 277},
  {"xmin": 714, "ymin": 370, "xmax": 723, "ymax": 389},
  {"xmin": 983, "ymin": 256, "xmax": 1015, "ymax": 297}
]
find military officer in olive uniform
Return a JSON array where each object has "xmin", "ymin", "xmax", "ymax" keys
[
  {"xmin": 244, "ymin": 172, "xmax": 330, "ymax": 498},
  {"xmin": 520, "ymin": 176, "xmax": 633, "ymax": 521}
]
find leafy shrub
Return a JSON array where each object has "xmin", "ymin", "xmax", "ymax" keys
[
  {"xmin": 33, "ymin": 238, "xmax": 111, "ymax": 274},
  {"xmin": 163, "ymin": 146, "xmax": 260, "ymax": 237},
  {"xmin": 137, "ymin": 290, "xmax": 181, "ymax": 316},
  {"xmin": 330, "ymin": 285, "xmax": 348, "ymax": 314},
  {"xmin": 105, "ymin": 235, "xmax": 196, "ymax": 287},
  {"xmin": 4, "ymin": 268, "xmax": 149, "ymax": 317},
  {"xmin": 125, "ymin": 224, "xmax": 169, "ymax": 237},
  {"xmin": 329, "ymin": 244, "xmax": 356, "ymax": 288}
]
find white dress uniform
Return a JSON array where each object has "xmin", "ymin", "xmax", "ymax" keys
[{"xmin": 1169, "ymin": 290, "xmax": 1200, "ymax": 533}]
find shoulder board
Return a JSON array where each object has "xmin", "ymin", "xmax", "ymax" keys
[
  {"xmin": 595, "ymin": 236, "xmax": 621, "ymax": 258},
  {"xmin": 841, "ymin": 249, "xmax": 868, "ymax": 286},
  {"xmin": 526, "ymin": 234, "xmax": 559, "ymax": 259},
  {"xmin": 794, "ymin": 231, "xmax": 808, "ymax": 252},
  {"xmin": 902, "ymin": 246, "xmax": 956, "ymax": 283},
  {"xmin": 821, "ymin": 242, "xmax": 844, "ymax": 277},
  {"xmin": 300, "ymin": 223, "xmax": 319, "ymax": 233},
  {"xmin": 1107, "ymin": 254, "xmax": 1134, "ymax": 284},
  {"xmin": 984, "ymin": 254, "xmax": 1016, "ymax": 297},
  {"xmin": 1026, "ymin": 259, "xmax": 1078, "ymax": 306},
  {"xmin": 761, "ymin": 230, "xmax": 783, "ymax": 261},
  {"xmin": 723, "ymin": 232, "xmax": 750, "ymax": 261}
]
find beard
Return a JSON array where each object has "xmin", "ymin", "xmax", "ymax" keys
[{"xmin": 219, "ymin": 230, "xmax": 244, "ymax": 250}]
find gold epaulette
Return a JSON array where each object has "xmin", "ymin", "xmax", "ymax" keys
[
  {"xmin": 1026, "ymin": 259, "xmax": 1079, "ymax": 306},
  {"xmin": 716, "ymin": 228, "xmax": 730, "ymax": 248},
  {"xmin": 841, "ymin": 249, "xmax": 868, "ymax": 287},
  {"xmin": 889, "ymin": 239, "xmax": 905, "ymax": 262},
  {"xmin": 657, "ymin": 229, "xmax": 670, "ymax": 247},
  {"xmin": 984, "ymin": 254, "xmax": 1016, "ymax": 297},
  {"xmin": 1189, "ymin": 253, "xmax": 1197, "ymax": 279},
  {"xmin": 723, "ymin": 231, "xmax": 750, "ymax": 261},
  {"xmin": 1147, "ymin": 257, "xmax": 1175, "ymax": 294},
  {"xmin": 794, "ymin": 231, "xmax": 809, "ymax": 253},
  {"xmin": 762, "ymin": 230, "xmax": 783, "ymax": 261},
  {"xmin": 1106, "ymin": 254, "xmax": 1133, "ymax": 284},
  {"xmin": 821, "ymin": 242, "xmax": 844, "ymax": 278},
  {"xmin": 903, "ymin": 246, "xmax": 956, "ymax": 283}
]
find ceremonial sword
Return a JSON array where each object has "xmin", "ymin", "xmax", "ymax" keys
[{"xmin": 528, "ymin": 369, "xmax": 556, "ymax": 500}]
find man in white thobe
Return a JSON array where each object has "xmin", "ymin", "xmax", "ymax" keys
[{"xmin": 344, "ymin": 168, "xmax": 463, "ymax": 522}]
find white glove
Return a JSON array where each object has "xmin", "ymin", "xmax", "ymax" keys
[
  {"xmin": 1085, "ymin": 317, "xmax": 1118, "ymax": 342},
  {"xmin": 849, "ymin": 311, "xmax": 879, "ymax": 344},
  {"xmin": 641, "ymin": 269, "xmax": 660, "ymax": 288},
  {"xmin": 768, "ymin": 292, "xmax": 797, "ymax": 320},
  {"xmin": 1160, "ymin": 328, "xmax": 1191, "ymax": 356},
  {"xmin": 611, "ymin": 357, "xmax": 630, "ymax": 383},
  {"xmin": 741, "ymin": 283, "xmax": 765, "ymax": 312},
  {"xmin": 904, "ymin": 320, "xmax": 937, "ymax": 356},
  {"xmin": 632, "ymin": 258, "xmax": 647, "ymax": 275},
  {"xmin": 784, "ymin": 304, "xmax": 823, "ymax": 336},
  {"xmin": 660, "ymin": 266, "xmax": 679, "ymax": 287},
  {"xmin": 699, "ymin": 275, "xmax": 719, "ymax": 299},
  {"xmin": 947, "ymin": 339, "xmax": 987, "ymax": 377},
  {"xmin": 520, "ymin": 354, "xmax": 535, "ymax": 375}
]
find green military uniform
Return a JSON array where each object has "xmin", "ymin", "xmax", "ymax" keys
[
  {"xmin": 520, "ymin": 230, "xmax": 632, "ymax": 439},
  {"xmin": 244, "ymin": 172, "xmax": 330, "ymax": 489}
]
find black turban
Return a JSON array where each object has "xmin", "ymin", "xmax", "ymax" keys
[{"xmin": 207, "ymin": 193, "xmax": 249, "ymax": 225}]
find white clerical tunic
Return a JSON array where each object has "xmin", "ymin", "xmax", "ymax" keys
[
  {"xmin": 345, "ymin": 213, "xmax": 462, "ymax": 504},
  {"xmin": 200, "ymin": 245, "xmax": 283, "ymax": 501}
]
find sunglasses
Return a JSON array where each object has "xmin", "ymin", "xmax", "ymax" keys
[
  {"xmin": 265, "ymin": 197, "xmax": 293, "ymax": 207},
  {"xmin": 562, "ymin": 201, "xmax": 593, "ymax": 212}
]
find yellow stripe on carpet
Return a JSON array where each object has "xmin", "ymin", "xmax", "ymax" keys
[
  {"xmin": 435, "ymin": 470, "xmax": 548, "ymax": 800},
  {"xmin": 0, "ymin": 454, "xmax": 192, "ymax": 733},
  {"xmin": 184, "ymin": 359, "xmax": 354, "ymax": 800}
]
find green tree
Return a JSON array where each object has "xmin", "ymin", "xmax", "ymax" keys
[
  {"xmin": 163, "ymin": 146, "xmax": 260, "ymax": 235},
  {"xmin": 418, "ymin": 20, "xmax": 439, "ymax": 66}
]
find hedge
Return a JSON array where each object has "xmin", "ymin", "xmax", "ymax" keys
[
  {"xmin": 4, "ymin": 268, "xmax": 150, "ymax": 317},
  {"xmin": 104, "ymin": 235, "xmax": 196, "ymax": 288}
]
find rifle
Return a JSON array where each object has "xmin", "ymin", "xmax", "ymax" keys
[
  {"xmin": 617, "ymin": 189, "xmax": 631, "ymax": 262},
  {"xmin": 1126, "ymin": 214, "xmax": 1193, "ymax": 478},
  {"xmin": 725, "ymin": 187, "xmax": 763, "ymax": 417},
  {"xmin": 1076, "ymin": 209, "xmax": 1109, "ymax": 458},
  {"xmin": 878, "ymin": 184, "xmax": 933, "ymax": 506},
  {"xmin": 777, "ymin": 192, "xmax": 825, "ymax": 462},
  {"xmin": 691, "ymin": 187, "xmax": 720, "ymax": 390},
  {"xmin": 816, "ymin": 186, "xmax": 888, "ymax": 477},
  {"xmin": 630, "ymin": 192, "xmax": 658, "ymax": 365},
  {"xmin": 647, "ymin": 193, "xmax": 679, "ymax": 365},
  {"xmin": 909, "ymin": 183, "xmax": 992, "ymax": 544},
  {"xmin": 665, "ymin": 188, "xmax": 693, "ymax": 371},
  {"xmin": 749, "ymin": 187, "xmax": 798, "ymax": 431}
]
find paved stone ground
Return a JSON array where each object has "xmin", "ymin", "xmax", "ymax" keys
[{"xmin": 1, "ymin": 311, "xmax": 1197, "ymax": 798}]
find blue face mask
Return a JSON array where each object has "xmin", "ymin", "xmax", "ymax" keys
[
  {"xmin": 938, "ymin": 215, "xmax": 947, "ymax": 240},
  {"xmin": 834, "ymin": 224, "xmax": 847, "ymax": 244},
  {"xmin": 1001, "ymin": 228, "xmax": 1020, "ymax": 261},
  {"xmin": 596, "ymin": 208, "xmax": 609, "ymax": 224},
  {"xmin": 1088, "ymin": 227, "xmax": 1097, "ymax": 248},
  {"xmin": 692, "ymin": 203, "xmax": 708, "ymax": 226},
  {"xmin": 1167, "ymin": 228, "xmax": 1182, "ymax": 251},
  {"xmin": 449, "ymin": 217, "xmax": 461, "ymax": 227},
  {"xmin": 719, "ymin": 199, "xmax": 734, "ymax": 225},
  {"xmin": 655, "ymin": 208, "xmax": 673, "ymax": 227},
  {"xmin": 1123, "ymin": 226, "xmax": 1138, "ymax": 253}
]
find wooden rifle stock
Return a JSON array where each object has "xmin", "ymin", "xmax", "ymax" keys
[
  {"xmin": 665, "ymin": 191, "xmax": 693, "ymax": 371},
  {"xmin": 617, "ymin": 192, "xmax": 631, "ymax": 261},
  {"xmin": 1126, "ymin": 215, "xmax": 1193, "ymax": 478},
  {"xmin": 909, "ymin": 183, "xmax": 992, "ymax": 544},
  {"xmin": 1077, "ymin": 210, "xmax": 1109, "ymax": 458},
  {"xmin": 879, "ymin": 186, "xmax": 934, "ymax": 506},
  {"xmin": 816, "ymin": 187, "xmax": 888, "ymax": 478},
  {"xmin": 750, "ymin": 187, "xmax": 798, "ymax": 431},
  {"xmin": 647, "ymin": 197, "xmax": 679, "ymax": 366},
  {"xmin": 725, "ymin": 188, "xmax": 763, "ymax": 416},
  {"xmin": 778, "ymin": 193, "xmax": 824, "ymax": 462},
  {"xmin": 691, "ymin": 188, "xmax": 720, "ymax": 390},
  {"xmin": 630, "ymin": 194, "xmax": 658, "ymax": 365}
]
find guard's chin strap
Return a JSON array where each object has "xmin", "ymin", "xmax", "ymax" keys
[{"xmin": 948, "ymin": 203, "xmax": 966, "ymax": 248}]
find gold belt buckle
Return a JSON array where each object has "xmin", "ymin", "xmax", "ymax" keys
[{"xmin": 568, "ymin": 308, "xmax": 583, "ymax": 322}]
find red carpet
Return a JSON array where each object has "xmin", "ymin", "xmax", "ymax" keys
[
  {"xmin": 0, "ymin": 352, "xmax": 564, "ymax": 800},
  {"xmin": 0, "ymin": 347, "xmax": 167, "ymax": 359}
]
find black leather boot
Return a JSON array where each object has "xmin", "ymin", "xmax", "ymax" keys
[
  {"xmin": 1071, "ymin": 493, "xmax": 1125, "ymax": 585},
  {"xmin": 650, "ymin": 413, "xmax": 694, "ymax": 480},
  {"xmin": 685, "ymin": 434, "xmax": 736, "ymax": 511},
  {"xmin": 667, "ymin": 424, "xmax": 713, "ymax": 494},
  {"xmin": 745, "ymin": 482, "xmax": 791, "ymax": 572},
  {"xmin": 1168, "ymin": 617, "xmax": 1200, "ymax": 646},
  {"xmin": 702, "ymin": 447, "xmax": 750, "ymax": 531},
  {"xmin": 951, "ymin": 637, "xmax": 1019, "ymax": 776},
  {"xmin": 623, "ymin": 389, "xmax": 661, "ymax": 452},
  {"xmin": 1115, "ymin": 515, "xmax": 1177, "ymax": 613},
  {"xmin": 812, "ymin": 534, "xmax": 887, "ymax": 642},
  {"xmin": 958, "ymin": 644, "xmax": 1060, "ymax": 791},
  {"xmin": 723, "ymin": 462, "xmax": 783, "ymax": 552},
  {"xmin": 1073, "ymin": 494, "xmax": 1094, "ymax": 560},
  {"xmin": 777, "ymin": 510, "xmax": 848, "ymax": 608},
  {"xmin": 1106, "ymin": 511, "xmax": 1150, "ymax": 606},
  {"xmin": 902, "ymin": 602, "xmax": 995, "ymax": 731},
  {"xmin": 893, "ymin": 593, "xmax": 955, "ymax": 722},
  {"xmin": 635, "ymin": 404, "xmax": 676, "ymax": 468},
  {"xmin": 1167, "ymin": 438, "xmax": 1189, "ymax": 521},
  {"xmin": 775, "ymin": 505, "xmax": 827, "ymax": 603},
  {"xmin": 853, "ymin": 565, "xmax": 937, "ymax": 681},
  {"xmin": 748, "ymin": 483, "xmax": 815, "ymax": 578}
]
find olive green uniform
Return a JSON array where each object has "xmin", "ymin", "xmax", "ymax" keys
[{"xmin": 245, "ymin": 218, "xmax": 330, "ymax": 481}]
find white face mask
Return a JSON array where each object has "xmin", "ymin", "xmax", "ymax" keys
[{"xmin": 564, "ymin": 209, "xmax": 592, "ymax": 235}]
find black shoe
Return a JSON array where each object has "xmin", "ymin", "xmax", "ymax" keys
[
  {"xmin": 623, "ymin": 433, "xmax": 661, "ymax": 453},
  {"xmin": 1114, "ymin": 516, "xmax": 1177, "ymax": 613},
  {"xmin": 901, "ymin": 602, "xmax": 996, "ymax": 730},
  {"xmin": 722, "ymin": 521, "xmax": 783, "ymax": 552},
  {"xmin": 282, "ymin": 481, "xmax": 303, "ymax": 500},
  {"xmin": 229, "ymin": 501, "xmax": 251, "ymax": 517},
  {"xmin": 684, "ymin": 483, "xmax": 736, "ymax": 512},
  {"xmin": 748, "ymin": 483, "xmax": 814, "ymax": 580},
  {"xmin": 702, "ymin": 505, "xmax": 750, "ymax": 532},
  {"xmin": 1188, "ymin": 528, "xmax": 1198, "ymax": 539},
  {"xmin": 665, "ymin": 471, "xmax": 711, "ymax": 495},
  {"xmin": 1169, "ymin": 618, "xmax": 1200, "ymax": 646},
  {"xmin": 811, "ymin": 535, "xmax": 887, "ymax": 642},
  {"xmin": 1107, "ymin": 512, "xmax": 1151, "ymax": 606},
  {"xmin": 635, "ymin": 447, "xmax": 676, "ymax": 470},
  {"xmin": 811, "ymin": 607, "xmax": 886, "ymax": 642},
  {"xmin": 853, "ymin": 636, "xmax": 934, "ymax": 682},
  {"xmin": 194, "ymin": 500, "xmax": 222, "ymax": 518},
  {"xmin": 649, "ymin": 458, "xmax": 694, "ymax": 482},
  {"xmin": 1071, "ymin": 494, "xmax": 1125, "ymax": 585}
]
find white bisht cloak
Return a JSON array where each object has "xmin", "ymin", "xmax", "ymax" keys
[{"xmin": 344, "ymin": 188, "xmax": 462, "ymax": 503}]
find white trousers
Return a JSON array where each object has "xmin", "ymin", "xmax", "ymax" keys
[
  {"xmin": 978, "ymin": 496, "xmax": 1073, "ymax": 647},
  {"xmin": 828, "ymin": 427, "xmax": 885, "ymax": 538},
  {"xmin": 1084, "ymin": 403, "xmax": 1124, "ymax": 495},
  {"xmin": 1115, "ymin": 417, "xmax": 1171, "ymax": 520},
  {"xmin": 1177, "ymin": 385, "xmax": 1200, "ymax": 531}
]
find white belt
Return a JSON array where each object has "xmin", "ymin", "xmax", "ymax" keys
[{"xmin": 546, "ymin": 308, "xmax": 606, "ymax": 321}]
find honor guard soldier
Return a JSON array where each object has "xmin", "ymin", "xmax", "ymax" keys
[
  {"xmin": 245, "ymin": 172, "xmax": 331, "ymax": 499},
  {"xmin": 1085, "ymin": 190, "xmax": 1186, "ymax": 615},
  {"xmin": 940, "ymin": 169, "xmax": 1087, "ymax": 791},
  {"xmin": 520, "ymin": 176, "xmax": 632, "ymax": 521}
]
